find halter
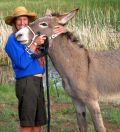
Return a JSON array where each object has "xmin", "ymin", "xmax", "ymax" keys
[
  {"xmin": 27, "ymin": 26, "xmax": 39, "ymax": 47},
  {"xmin": 49, "ymin": 33, "xmax": 60, "ymax": 40},
  {"xmin": 27, "ymin": 25, "xmax": 60, "ymax": 47}
]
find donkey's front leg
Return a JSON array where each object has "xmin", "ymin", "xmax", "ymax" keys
[
  {"xmin": 62, "ymin": 79, "xmax": 87, "ymax": 132},
  {"xmin": 87, "ymin": 100, "xmax": 106, "ymax": 132},
  {"xmin": 72, "ymin": 98, "xmax": 87, "ymax": 132}
]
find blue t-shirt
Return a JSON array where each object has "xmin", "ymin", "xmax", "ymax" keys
[{"xmin": 5, "ymin": 33, "xmax": 45, "ymax": 79}]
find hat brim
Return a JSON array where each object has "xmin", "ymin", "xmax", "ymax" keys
[{"xmin": 4, "ymin": 13, "xmax": 37, "ymax": 26}]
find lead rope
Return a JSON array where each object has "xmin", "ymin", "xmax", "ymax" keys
[
  {"xmin": 45, "ymin": 54, "xmax": 50, "ymax": 132},
  {"xmin": 43, "ymin": 37, "xmax": 50, "ymax": 132}
]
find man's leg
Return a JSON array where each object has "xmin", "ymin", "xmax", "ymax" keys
[
  {"xmin": 32, "ymin": 126, "xmax": 41, "ymax": 132},
  {"xmin": 19, "ymin": 127, "xmax": 32, "ymax": 132}
]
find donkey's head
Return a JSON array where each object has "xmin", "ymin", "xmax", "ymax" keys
[{"xmin": 15, "ymin": 8, "xmax": 79, "ymax": 46}]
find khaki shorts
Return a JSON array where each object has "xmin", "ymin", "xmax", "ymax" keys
[{"xmin": 15, "ymin": 76, "xmax": 47, "ymax": 127}]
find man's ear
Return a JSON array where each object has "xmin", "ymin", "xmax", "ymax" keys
[{"xmin": 58, "ymin": 8, "xmax": 79, "ymax": 25}]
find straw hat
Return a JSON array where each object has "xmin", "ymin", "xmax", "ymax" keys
[{"xmin": 4, "ymin": 6, "xmax": 37, "ymax": 26}]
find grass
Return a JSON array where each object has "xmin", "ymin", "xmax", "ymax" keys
[
  {"xmin": 0, "ymin": 84, "xmax": 120, "ymax": 132},
  {"xmin": 0, "ymin": 0, "xmax": 119, "ymax": 21},
  {"xmin": 0, "ymin": 84, "xmax": 17, "ymax": 103},
  {"xmin": 0, "ymin": 84, "xmax": 18, "ymax": 132},
  {"xmin": 101, "ymin": 103, "xmax": 120, "ymax": 126}
]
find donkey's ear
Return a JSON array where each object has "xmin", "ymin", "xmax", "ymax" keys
[
  {"xmin": 58, "ymin": 8, "xmax": 79, "ymax": 25},
  {"xmin": 45, "ymin": 9, "xmax": 52, "ymax": 16}
]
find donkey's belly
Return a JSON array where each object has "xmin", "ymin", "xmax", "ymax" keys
[
  {"xmin": 96, "ymin": 74, "xmax": 120, "ymax": 103},
  {"xmin": 99, "ymin": 94, "xmax": 120, "ymax": 104}
]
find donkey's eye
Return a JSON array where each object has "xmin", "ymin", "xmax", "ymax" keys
[
  {"xmin": 41, "ymin": 23, "xmax": 48, "ymax": 26},
  {"xmin": 39, "ymin": 22, "xmax": 48, "ymax": 28}
]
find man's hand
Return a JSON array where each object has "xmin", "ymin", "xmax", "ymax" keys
[
  {"xmin": 28, "ymin": 35, "xmax": 46, "ymax": 52},
  {"xmin": 34, "ymin": 35, "xmax": 46, "ymax": 45},
  {"xmin": 53, "ymin": 25, "xmax": 67, "ymax": 34}
]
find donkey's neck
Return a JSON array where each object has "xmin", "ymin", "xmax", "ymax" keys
[{"xmin": 48, "ymin": 35, "xmax": 88, "ymax": 79}]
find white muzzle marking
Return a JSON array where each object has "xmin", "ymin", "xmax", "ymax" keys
[{"xmin": 15, "ymin": 27, "xmax": 30, "ymax": 44}]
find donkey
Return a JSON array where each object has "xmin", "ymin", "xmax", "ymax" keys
[{"xmin": 15, "ymin": 8, "xmax": 120, "ymax": 132}]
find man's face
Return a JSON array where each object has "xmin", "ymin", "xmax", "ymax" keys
[{"xmin": 15, "ymin": 16, "xmax": 29, "ymax": 30}]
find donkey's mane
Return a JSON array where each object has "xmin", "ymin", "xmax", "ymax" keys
[
  {"xmin": 65, "ymin": 31, "xmax": 79, "ymax": 42},
  {"xmin": 51, "ymin": 12, "xmax": 60, "ymax": 17},
  {"xmin": 65, "ymin": 31, "xmax": 84, "ymax": 48}
]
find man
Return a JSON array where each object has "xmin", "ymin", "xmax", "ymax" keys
[{"xmin": 4, "ymin": 6, "xmax": 67, "ymax": 132}]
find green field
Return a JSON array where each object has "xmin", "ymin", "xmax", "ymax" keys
[{"xmin": 0, "ymin": 0, "xmax": 120, "ymax": 28}]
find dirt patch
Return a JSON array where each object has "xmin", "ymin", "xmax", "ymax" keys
[
  {"xmin": 105, "ymin": 121, "xmax": 119, "ymax": 131},
  {"xmin": 51, "ymin": 102, "xmax": 73, "ymax": 112}
]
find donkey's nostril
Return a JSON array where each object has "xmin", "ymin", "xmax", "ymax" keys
[
  {"xmin": 18, "ymin": 34, "xmax": 23, "ymax": 37},
  {"xmin": 16, "ymin": 34, "xmax": 22, "ymax": 39}
]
